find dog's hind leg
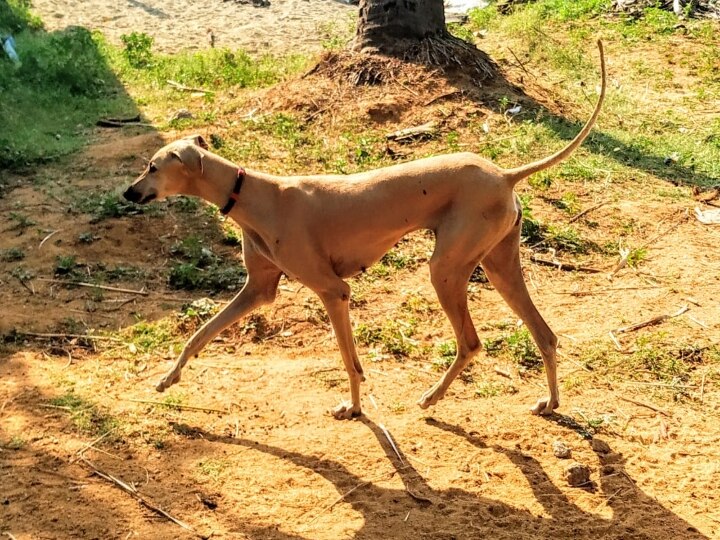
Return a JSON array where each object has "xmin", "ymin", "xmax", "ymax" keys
[
  {"xmin": 418, "ymin": 247, "xmax": 482, "ymax": 409},
  {"xmin": 314, "ymin": 278, "xmax": 365, "ymax": 420},
  {"xmin": 481, "ymin": 228, "xmax": 559, "ymax": 415},
  {"xmin": 155, "ymin": 244, "xmax": 282, "ymax": 392}
]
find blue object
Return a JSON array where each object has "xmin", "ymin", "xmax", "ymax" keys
[{"xmin": 2, "ymin": 35, "xmax": 20, "ymax": 64}]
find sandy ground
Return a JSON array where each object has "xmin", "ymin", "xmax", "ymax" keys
[{"xmin": 29, "ymin": 0, "xmax": 356, "ymax": 54}]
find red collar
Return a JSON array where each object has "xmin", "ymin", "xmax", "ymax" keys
[{"xmin": 220, "ymin": 168, "xmax": 245, "ymax": 215}]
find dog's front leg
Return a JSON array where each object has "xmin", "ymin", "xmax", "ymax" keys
[
  {"xmin": 156, "ymin": 265, "xmax": 282, "ymax": 392},
  {"xmin": 316, "ymin": 280, "xmax": 365, "ymax": 420}
]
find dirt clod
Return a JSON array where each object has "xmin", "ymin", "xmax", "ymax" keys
[
  {"xmin": 553, "ymin": 440, "xmax": 572, "ymax": 459},
  {"xmin": 591, "ymin": 437, "xmax": 612, "ymax": 454},
  {"xmin": 565, "ymin": 462, "xmax": 591, "ymax": 487}
]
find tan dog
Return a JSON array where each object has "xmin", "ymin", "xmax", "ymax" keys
[{"xmin": 124, "ymin": 41, "xmax": 606, "ymax": 419}]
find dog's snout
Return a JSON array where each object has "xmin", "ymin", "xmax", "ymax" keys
[{"xmin": 123, "ymin": 185, "xmax": 142, "ymax": 203}]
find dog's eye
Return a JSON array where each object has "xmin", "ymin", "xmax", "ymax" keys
[{"xmin": 148, "ymin": 163, "xmax": 157, "ymax": 173}]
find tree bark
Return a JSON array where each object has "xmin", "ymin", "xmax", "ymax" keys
[{"xmin": 352, "ymin": 0, "xmax": 449, "ymax": 54}]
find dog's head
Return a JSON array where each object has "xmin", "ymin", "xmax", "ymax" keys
[{"xmin": 123, "ymin": 135, "xmax": 209, "ymax": 204}]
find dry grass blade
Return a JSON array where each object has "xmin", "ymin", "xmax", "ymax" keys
[
  {"xmin": 379, "ymin": 423, "xmax": 404, "ymax": 465},
  {"xmin": 20, "ymin": 332, "xmax": 124, "ymax": 342},
  {"xmin": 618, "ymin": 396, "xmax": 671, "ymax": 417},
  {"xmin": 35, "ymin": 278, "xmax": 149, "ymax": 296},
  {"xmin": 123, "ymin": 398, "xmax": 228, "ymax": 414}
]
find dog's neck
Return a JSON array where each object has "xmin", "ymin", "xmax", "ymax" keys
[{"xmin": 192, "ymin": 151, "xmax": 276, "ymax": 230}]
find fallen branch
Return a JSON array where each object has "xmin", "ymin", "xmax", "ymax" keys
[
  {"xmin": 20, "ymin": 332, "xmax": 124, "ymax": 342},
  {"xmin": 613, "ymin": 305, "xmax": 689, "ymax": 334},
  {"xmin": 167, "ymin": 79, "xmax": 215, "ymax": 94},
  {"xmin": 36, "ymin": 278, "xmax": 149, "ymax": 296},
  {"xmin": 530, "ymin": 255, "xmax": 602, "ymax": 273},
  {"xmin": 386, "ymin": 121, "xmax": 438, "ymax": 142},
  {"xmin": 79, "ymin": 457, "xmax": 200, "ymax": 537},
  {"xmin": 618, "ymin": 396, "xmax": 671, "ymax": 417},
  {"xmin": 123, "ymin": 398, "xmax": 227, "ymax": 414},
  {"xmin": 569, "ymin": 201, "xmax": 607, "ymax": 223}
]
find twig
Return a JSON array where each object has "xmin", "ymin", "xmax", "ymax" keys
[
  {"xmin": 3, "ymin": 532, "xmax": 18, "ymax": 540},
  {"xmin": 379, "ymin": 423, "xmax": 404, "ymax": 465},
  {"xmin": 530, "ymin": 255, "xmax": 602, "ymax": 273},
  {"xmin": 167, "ymin": 79, "xmax": 215, "ymax": 94},
  {"xmin": 35, "ymin": 278, "xmax": 149, "ymax": 296},
  {"xmin": 592, "ymin": 488, "xmax": 623, "ymax": 512},
  {"xmin": 39, "ymin": 229, "xmax": 61, "ymax": 248},
  {"xmin": 507, "ymin": 47, "xmax": 532, "ymax": 78},
  {"xmin": 20, "ymin": 332, "xmax": 124, "ymax": 342},
  {"xmin": 569, "ymin": 201, "xmax": 607, "ymax": 223},
  {"xmin": 75, "ymin": 428, "xmax": 118, "ymax": 458},
  {"xmin": 79, "ymin": 457, "xmax": 200, "ymax": 536},
  {"xmin": 618, "ymin": 396, "xmax": 671, "ymax": 417},
  {"xmin": 613, "ymin": 305, "xmax": 689, "ymax": 334},
  {"xmin": 700, "ymin": 372, "xmax": 707, "ymax": 403},
  {"xmin": 308, "ymin": 470, "xmax": 398, "ymax": 525},
  {"xmin": 609, "ymin": 212, "xmax": 688, "ymax": 279},
  {"xmin": 123, "ymin": 398, "xmax": 227, "ymax": 414}
]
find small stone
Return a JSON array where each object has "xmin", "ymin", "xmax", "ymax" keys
[
  {"xmin": 565, "ymin": 462, "xmax": 591, "ymax": 487},
  {"xmin": 591, "ymin": 437, "xmax": 611, "ymax": 454},
  {"xmin": 552, "ymin": 440, "xmax": 572, "ymax": 459}
]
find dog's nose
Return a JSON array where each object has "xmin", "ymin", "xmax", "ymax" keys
[{"xmin": 123, "ymin": 186, "xmax": 142, "ymax": 203}]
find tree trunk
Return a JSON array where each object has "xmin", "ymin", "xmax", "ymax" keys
[{"xmin": 352, "ymin": 0, "xmax": 449, "ymax": 54}]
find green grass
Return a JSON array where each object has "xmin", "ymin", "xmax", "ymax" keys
[
  {"xmin": 0, "ymin": 247, "xmax": 25, "ymax": 262},
  {"xmin": 168, "ymin": 235, "xmax": 247, "ymax": 291},
  {"xmin": 484, "ymin": 328, "xmax": 542, "ymax": 371},
  {"xmin": 48, "ymin": 390, "xmax": 119, "ymax": 436},
  {"xmin": 354, "ymin": 319, "xmax": 419, "ymax": 359}
]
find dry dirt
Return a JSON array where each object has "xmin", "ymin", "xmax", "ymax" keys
[{"xmin": 2, "ymin": 39, "xmax": 720, "ymax": 540}]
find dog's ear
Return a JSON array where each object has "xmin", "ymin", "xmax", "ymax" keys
[
  {"xmin": 170, "ymin": 142, "xmax": 204, "ymax": 175},
  {"xmin": 185, "ymin": 134, "xmax": 209, "ymax": 150}
]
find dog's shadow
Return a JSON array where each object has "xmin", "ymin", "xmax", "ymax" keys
[{"xmin": 192, "ymin": 416, "xmax": 708, "ymax": 539}]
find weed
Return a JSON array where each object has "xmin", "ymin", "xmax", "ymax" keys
[
  {"xmin": 197, "ymin": 458, "xmax": 229, "ymax": 480},
  {"xmin": 432, "ymin": 341, "xmax": 457, "ymax": 371},
  {"xmin": 168, "ymin": 236, "xmax": 246, "ymax": 291},
  {"xmin": 475, "ymin": 381, "xmax": 517, "ymax": 398},
  {"xmin": 448, "ymin": 22, "xmax": 475, "ymax": 43},
  {"xmin": 484, "ymin": 328, "xmax": 542, "ymax": 371},
  {"xmin": 78, "ymin": 231, "xmax": 99, "ymax": 244},
  {"xmin": 54, "ymin": 255, "xmax": 78, "ymax": 276},
  {"xmin": 73, "ymin": 190, "xmax": 146, "ymax": 221},
  {"xmin": 48, "ymin": 390, "xmax": 119, "ymax": 436},
  {"xmin": 1, "ymin": 247, "xmax": 25, "ymax": 262},
  {"xmin": 121, "ymin": 32, "xmax": 154, "ymax": 68},
  {"xmin": 8, "ymin": 212, "xmax": 35, "ymax": 233},
  {"xmin": 545, "ymin": 225, "xmax": 589, "ymax": 254},
  {"xmin": 10, "ymin": 266, "xmax": 34, "ymax": 282},
  {"xmin": 161, "ymin": 393, "xmax": 186, "ymax": 410},
  {"xmin": 5, "ymin": 436, "xmax": 27, "ymax": 450},
  {"xmin": 626, "ymin": 247, "xmax": 648, "ymax": 268},
  {"xmin": 121, "ymin": 319, "xmax": 177, "ymax": 353},
  {"xmin": 354, "ymin": 319, "xmax": 418, "ymax": 359},
  {"xmin": 171, "ymin": 196, "xmax": 203, "ymax": 214}
]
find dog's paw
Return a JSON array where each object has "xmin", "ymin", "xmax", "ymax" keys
[
  {"xmin": 155, "ymin": 371, "xmax": 181, "ymax": 392},
  {"xmin": 417, "ymin": 383, "xmax": 445, "ymax": 409},
  {"xmin": 530, "ymin": 396, "xmax": 559, "ymax": 416},
  {"xmin": 331, "ymin": 401, "xmax": 362, "ymax": 420}
]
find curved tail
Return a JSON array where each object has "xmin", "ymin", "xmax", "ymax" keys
[{"xmin": 502, "ymin": 40, "xmax": 606, "ymax": 187}]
